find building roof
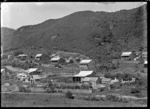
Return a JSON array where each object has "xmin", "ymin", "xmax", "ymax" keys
[
  {"xmin": 27, "ymin": 68, "xmax": 38, "ymax": 73},
  {"xmin": 110, "ymin": 78, "xmax": 119, "ymax": 83},
  {"xmin": 80, "ymin": 59, "xmax": 92, "ymax": 64},
  {"xmin": 32, "ymin": 75, "xmax": 42, "ymax": 80},
  {"xmin": 18, "ymin": 54, "xmax": 27, "ymax": 57},
  {"xmin": 82, "ymin": 77, "xmax": 99, "ymax": 82},
  {"xmin": 17, "ymin": 73, "xmax": 27, "ymax": 76},
  {"xmin": 101, "ymin": 77, "xmax": 111, "ymax": 82},
  {"xmin": 142, "ymin": 52, "xmax": 147, "ymax": 55},
  {"xmin": 144, "ymin": 60, "xmax": 147, "ymax": 64},
  {"xmin": 35, "ymin": 54, "xmax": 42, "ymax": 57},
  {"xmin": 121, "ymin": 52, "xmax": 132, "ymax": 57},
  {"xmin": 1, "ymin": 69, "xmax": 4, "ymax": 72},
  {"xmin": 51, "ymin": 56, "xmax": 60, "ymax": 61},
  {"xmin": 74, "ymin": 71, "xmax": 93, "ymax": 77}
]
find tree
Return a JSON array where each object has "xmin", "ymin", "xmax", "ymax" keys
[
  {"xmin": 13, "ymin": 50, "xmax": 23, "ymax": 56},
  {"xmin": 66, "ymin": 91, "xmax": 74, "ymax": 99}
]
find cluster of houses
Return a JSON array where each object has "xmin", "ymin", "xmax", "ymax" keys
[
  {"xmin": 121, "ymin": 51, "xmax": 147, "ymax": 67},
  {"xmin": 1, "ymin": 51, "xmax": 147, "ymax": 91}
]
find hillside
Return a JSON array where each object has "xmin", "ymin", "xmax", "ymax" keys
[
  {"xmin": 1, "ymin": 4, "xmax": 147, "ymax": 63},
  {"xmin": 1, "ymin": 27, "xmax": 15, "ymax": 50}
]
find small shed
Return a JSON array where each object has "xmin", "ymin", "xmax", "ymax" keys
[
  {"xmin": 144, "ymin": 60, "xmax": 147, "ymax": 68},
  {"xmin": 100, "ymin": 77, "xmax": 111, "ymax": 84},
  {"xmin": 121, "ymin": 52, "xmax": 135, "ymax": 61},
  {"xmin": 32, "ymin": 75, "xmax": 42, "ymax": 81},
  {"xmin": 51, "ymin": 56, "xmax": 62, "ymax": 64},
  {"xmin": 35, "ymin": 54, "xmax": 42, "ymax": 60},
  {"xmin": 1, "ymin": 68, "xmax": 5, "ymax": 73},
  {"xmin": 15, "ymin": 54, "xmax": 28, "ymax": 60},
  {"xmin": 82, "ymin": 77, "xmax": 101, "ymax": 89},
  {"xmin": 72, "ymin": 71, "xmax": 96, "ymax": 82},
  {"xmin": 27, "ymin": 68, "xmax": 40, "ymax": 75},
  {"xmin": 79, "ymin": 59, "xmax": 93, "ymax": 70},
  {"xmin": 110, "ymin": 78, "xmax": 119, "ymax": 84},
  {"xmin": 142, "ymin": 52, "xmax": 147, "ymax": 59}
]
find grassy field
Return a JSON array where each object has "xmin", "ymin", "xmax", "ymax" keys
[{"xmin": 1, "ymin": 92, "xmax": 145, "ymax": 107}]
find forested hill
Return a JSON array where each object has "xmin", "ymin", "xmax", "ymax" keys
[
  {"xmin": 1, "ymin": 4, "xmax": 147, "ymax": 63},
  {"xmin": 1, "ymin": 27, "xmax": 15, "ymax": 49}
]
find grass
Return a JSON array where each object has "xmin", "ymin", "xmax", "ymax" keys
[{"xmin": 1, "ymin": 93, "xmax": 142, "ymax": 107}]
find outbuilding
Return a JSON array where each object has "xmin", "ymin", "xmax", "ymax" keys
[
  {"xmin": 26, "ymin": 68, "xmax": 41, "ymax": 75},
  {"xmin": 82, "ymin": 77, "xmax": 101, "ymax": 89},
  {"xmin": 72, "ymin": 71, "xmax": 96, "ymax": 82},
  {"xmin": 121, "ymin": 52, "xmax": 136, "ymax": 61},
  {"xmin": 79, "ymin": 59, "xmax": 94, "ymax": 70},
  {"xmin": 144, "ymin": 60, "xmax": 147, "ymax": 68},
  {"xmin": 35, "ymin": 54, "xmax": 43, "ymax": 60}
]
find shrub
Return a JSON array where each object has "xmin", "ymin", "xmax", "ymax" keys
[
  {"xmin": 66, "ymin": 91, "xmax": 74, "ymax": 99},
  {"xmin": 131, "ymin": 88, "xmax": 140, "ymax": 94},
  {"xmin": 81, "ymin": 84, "xmax": 90, "ymax": 89},
  {"xmin": 13, "ymin": 50, "xmax": 24, "ymax": 56},
  {"xmin": 19, "ymin": 86, "xmax": 31, "ymax": 92}
]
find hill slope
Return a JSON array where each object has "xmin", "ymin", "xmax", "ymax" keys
[
  {"xmin": 1, "ymin": 27, "xmax": 15, "ymax": 50},
  {"xmin": 2, "ymin": 5, "xmax": 147, "ymax": 63}
]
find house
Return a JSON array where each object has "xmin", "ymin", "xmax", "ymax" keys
[
  {"xmin": 100, "ymin": 77, "xmax": 111, "ymax": 84},
  {"xmin": 51, "ymin": 54, "xmax": 57, "ymax": 57},
  {"xmin": 82, "ymin": 77, "xmax": 101, "ymax": 89},
  {"xmin": 142, "ymin": 52, "xmax": 147, "ymax": 60},
  {"xmin": 110, "ymin": 78, "xmax": 119, "ymax": 84},
  {"xmin": 1, "ymin": 68, "xmax": 5, "ymax": 73},
  {"xmin": 121, "ymin": 52, "xmax": 136, "ymax": 61},
  {"xmin": 35, "ymin": 54, "xmax": 42, "ymax": 60},
  {"xmin": 51, "ymin": 56, "xmax": 61, "ymax": 63},
  {"xmin": 144, "ymin": 60, "xmax": 147, "ymax": 68},
  {"xmin": 26, "ymin": 68, "xmax": 40, "ymax": 75},
  {"xmin": 15, "ymin": 54, "xmax": 28, "ymax": 60},
  {"xmin": 72, "ymin": 71, "xmax": 96, "ymax": 82},
  {"xmin": 79, "ymin": 59, "xmax": 93, "ymax": 70},
  {"xmin": 32, "ymin": 75, "xmax": 42, "ymax": 81},
  {"xmin": 17, "ymin": 73, "xmax": 28, "ymax": 81}
]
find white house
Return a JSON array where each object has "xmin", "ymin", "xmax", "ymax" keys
[
  {"xmin": 1, "ymin": 69, "xmax": 5, "ymax": 73},
  {"xmin": 110, "ymin": 78, "xmax": 119, "ymax": 84},
  {"xmin": 17, "ymin": 73, "xmax": 28, "ymax": 81},
  {"xmin": 51, "ymin": 56, "xmax": 61, "ymax": 63},
  {"xmin": 79, "ymin": 59, "xmax": 93, "ymax": 70},
  {"xmin": 121, "ymin": 52, "xmax": 134, "ymax": 61},
  {"xmin": 82, "ymin": 77, "xmax": 101, "ymax": 89},
  {"xmin": 35, "ymin": 54, "xmax": 43, "ymax": 60},
  {"xmin": 72, "ymin": 71, "xmax": 96, "ymax": 82},
  {"xmin": 26, "ymin": 68, "xmax": 38, "ymax": 75},
  {"xmin": 144, "ymin": 60, "xmax": 147, "ymax": 68},
  {"xmin": 100, "ymin": 77, "xmax": 112, "ymax": 84}
]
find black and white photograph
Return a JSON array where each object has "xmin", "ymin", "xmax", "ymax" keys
[{"xmin": 1, "ymin": 2, "xmax": 147, "ymax": 107}]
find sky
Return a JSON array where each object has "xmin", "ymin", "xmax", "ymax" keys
[{"xmin": 1, "ymin": 2, "xmax": 146, "ymax": 29}]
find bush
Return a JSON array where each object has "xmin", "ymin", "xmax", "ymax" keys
[
  {"xmin": 131, "ymin": 88, "xmax": 140, "ymax": 94},
  {"xmin": 19, "ymin": 86, "xmax": 31, "ymax": 92},
  {"xmin": 66, "ymin": 91, "xmax": 74, "ymax": 99},
  {"xmin": 13, "ymin": 50, "xmax": 24, "ymax": 56}
]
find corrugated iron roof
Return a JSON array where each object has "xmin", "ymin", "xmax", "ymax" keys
[
  {"xmin": 35, "ymin": 54, "xmax": 42, "ymax": 57},
  {"xmin": 18, "ymin": 54, "xmax": 28, "ymax": 57},
  {"xmin": 144, "ymin": 60, "xmax": 147, "ymax": 64},
  {"xmin": 80, "ymin": 59, "xmax": 92, "ymax": 64},
  {"xmin": 1, "ymin": 69, "xmax": 4, "ymax": 72},
  {"xmin": 121, "ymin": 52, "xmax": 132, "ymax": 56},
  {"xmin": 51, "ymin": 56, "xmax": 60, "ymax": 61},
  {"xmin": 32, "ymin": 75, "xmax": 42, "ymax": 79},
  {"xmin": 27, "ymin": 68, "xmax": 38, "ymax": 73},
  {"xmin": 101, "ymin": 77, "xmax": 111, "ymax": 82},
  {"xmin": 74, "ymin": 71, "xmax": 93, "ymax": 77}
]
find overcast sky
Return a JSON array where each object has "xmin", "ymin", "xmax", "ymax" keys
[{"xmin": 1, "ymin": 2, "xmax": 146, "ymax": 29}]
